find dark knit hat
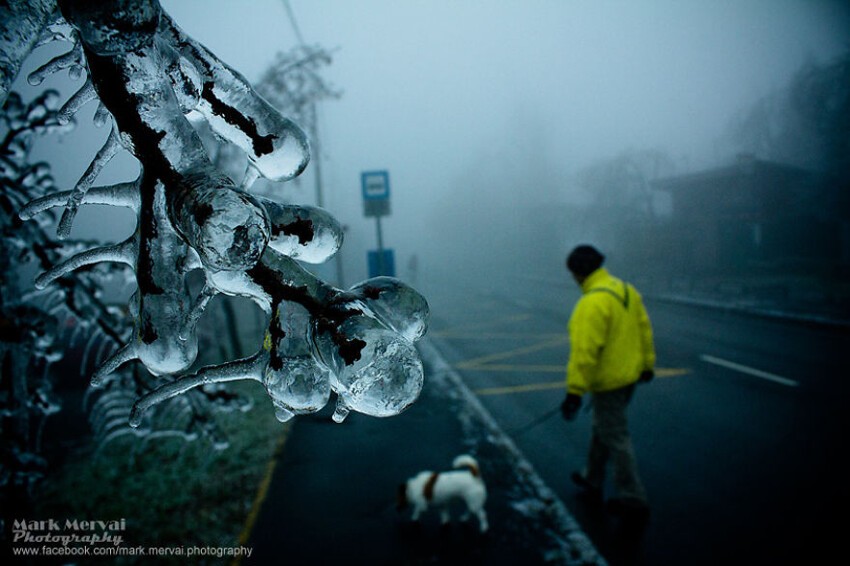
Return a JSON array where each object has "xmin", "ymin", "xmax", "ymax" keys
[{"xmin": 566, "ymin": 245, "xmax": 605, "ymax": 277}]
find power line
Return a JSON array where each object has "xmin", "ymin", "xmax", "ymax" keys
[{"xmin": 282, "ymin": 0, "xmax": 305, "ymax": 45}]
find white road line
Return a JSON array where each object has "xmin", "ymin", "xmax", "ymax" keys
[{"xmin": 700, "ymin": 354, "xmax": 799, "ymax": 387}]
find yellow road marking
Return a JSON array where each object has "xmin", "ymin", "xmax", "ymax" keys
[
  {"xmin": 231, "ymin": 423, "xmax": 292, "ymax": 566},
  {"xmin": 455, "ymin": 336, "xmax": 567, "ymax": 368},
  {"xmin": 436, "ymin": 312, "xmax": 690, "ymax": 394},
  {"xmin": 655, "ymin": 368, "xmax": 691, "ymax": 378},
  {"xmin": 473, "ymin": 369, "xmax": 691, "ymax": 396},
  {"xmin": 476, "ymin": 381, "xmax": 565, "ymax": 395}
]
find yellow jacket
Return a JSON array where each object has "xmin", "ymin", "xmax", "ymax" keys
[{"xmin": 566, "ymin": 268, "xmax": 655, "ymax": 396}]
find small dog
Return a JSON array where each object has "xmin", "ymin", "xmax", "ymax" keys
[{"xmin": 396, "ymin": 454, "xmax": 488, "ymax": 532}]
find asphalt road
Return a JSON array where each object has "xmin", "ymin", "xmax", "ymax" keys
[{"xmin": 425, "ymin": 280, "xmax": 849, "ymax": 566}]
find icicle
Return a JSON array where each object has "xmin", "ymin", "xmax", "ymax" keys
[
  {"xmin": 79, "ymin": 331, "xmax": 102, "ymax": 376},
  {"xmin": 93, "ymin": 102, "xmax": 111, "ymax": 127},
  {"xmin": 57, "ymin": 78, "xmax": 95, "ymax": 124},
  {"xmin": 129, "ymin": 352, "xmax": 266, "ymax": 427},
  {"xmin": 332, "ymin": 397, "xmax": 350, "ymax": 423},
  {"xmin": 19, "ymin": 180, "xmax": 141, "ymax": 220},
  {"xmin": 57, "ymin": 126, "xmax": 122, "ymax": 238},
  {"xmin": 93, "ymin": 331, "xmax": 115, "ymax": 367},
  {"xmin": 274, "ymin": 407, "xmax": 294, "ymax": 423},
  {"xmin": 91, "ymin": 344, "xmax": 136, "ymax": 387},
  {"xmin": 27, "ymin": 44, "xmax": 84, "ymax": 86},
  {"xmin": 241, "ymin": 163, "xmax": 260, "ymax": 190},
  {"xmin": 181, "ymin": 284, "xmax": 216, "ymax": 341},
  {"xmin": 35, "ymin": 238, "xmax": 136, "ymax": 289},
  {"xmin": 68, "ymin": 320, "xmax": 87, "ymax": 351}
]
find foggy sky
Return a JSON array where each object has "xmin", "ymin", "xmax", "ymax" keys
[{"xmin": 16, "ymin": 0, "xmax": 850, "ymax": 285}]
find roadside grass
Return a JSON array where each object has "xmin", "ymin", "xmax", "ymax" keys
[{"xmin": 35, "ymin": 381, "xmax": 285, "ymax": 564}]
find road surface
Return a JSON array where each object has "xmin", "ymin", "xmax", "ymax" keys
[{"xmin": 425, "ymin": 279, "xmax": 849, "ymax": 565}]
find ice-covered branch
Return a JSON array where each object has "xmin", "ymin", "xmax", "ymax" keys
[
  {"xmin": 9, "ymin": 0, "xmax": 430, "ymax": 434},
  {"xmin": 158, "ymin": 12, "xmax": 311, "ymax": 183},
  {"xmin": 19, "ymin": 179, "xmax": 141, "ymax": 220},
  {"xmin": 0, "ymin": 0, "xmax": 58, "ymax": 104},
  {"xmin": 27, "ymin": 40, "xmax": 84, "ymax": 86},
  {"xmin": 129, "ymin": 351, "xmax": 266, "ymax": 427}
]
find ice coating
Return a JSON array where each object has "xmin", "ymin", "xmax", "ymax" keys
[
  {"xmin": 260, "ymin": 198, "xmax": 344, "ymax": 264},
  {"xmin": 158, "ymin": 13, "xmax": 311, "ymax": 183},
  {"xmin": 168, "ymin": 171, "xmax": 270, "ymax": 272},
  {"xmin": 93, "ymin": 182, "xmax": 202, "ymax": 382},
  {"xmin": 130, "ymin": 225, "xmax": 199, "ymax": 378},
  {"xmin": 19, "ymin": 180, "xmax": 141, "ymax": 221},
  {"xmin": 56, "ymin": 126, "xmax": 122, "ymax": 238},
  {"xmin": 312, "ymin": 314, "xmax": 424, "ymax": 419},
  {"xmin": 34, "ymin": 238, "xmax": 136, "ymax": 289},
  {"xmin": 56, "ymin": 78, "xmax": 95, "ymax": 124},
  {"xmin": 348, "ymin": 276, "xmax": 430, "ymax": 343},
  {"xmin": 263, "ymin": 303, "xmax": 332, "ymax": 421},
  {"xmin": 61, "ymin": 0, "xmax": 161, "ymax": 56},
  {"xmin": 27, "ymin": 40, "xmax": 85, "ymax": 87},
  {"xmin": 0, "ymin": 0, "xmax": 56, "ymax": 103},
  {"xmin": 128, "ymin": 353, "xmax": 267, "ymax": 428},
  {"xmin": 12, "ymin": 0, "xmax": 429, "ymax": 430}
]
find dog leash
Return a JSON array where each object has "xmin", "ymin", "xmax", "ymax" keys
[
  {"xmin": 505, "ymin": 405, "xmax": 562, "ymax": 437},
  {"xmin": 506, "ymin": 398, "xmax": 596, "ymax": 438}
]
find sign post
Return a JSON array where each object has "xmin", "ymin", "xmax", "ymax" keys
[{"xmin": 361, "ymin": 170, "xmax": 394, "ymax": 277}]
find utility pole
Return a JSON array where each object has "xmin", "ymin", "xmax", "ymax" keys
[{"xmin": 282, "ymin": 0, "xmax": 344, "ymax": 286}]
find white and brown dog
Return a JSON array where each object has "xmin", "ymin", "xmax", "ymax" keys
[{"xmin": 396, "ymin": 454, "xmax": 488, "ymax": 532}]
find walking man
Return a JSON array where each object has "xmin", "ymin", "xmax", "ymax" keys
[{"xmin": 561, "ymin": 245, "xmax": 655, "ymax": 519}]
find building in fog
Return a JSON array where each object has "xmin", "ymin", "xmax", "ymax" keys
[{"xmin": 651, "ymin": 154, "xmax": 845, "ymax": 276}]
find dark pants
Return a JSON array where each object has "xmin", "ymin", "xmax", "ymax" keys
[{"xmin": 584, "ymin": 383, "xmax": 647, "ymax": 502}]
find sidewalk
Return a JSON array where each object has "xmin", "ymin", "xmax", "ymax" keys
[
  {"xmin": 651, "ymin": 291, "xmax": 850, "ymax": 331},
  {"xmin": 244, "ymin": 339, "xmax": 605, "ymax": 566},
  {"xmin": 511, "ymin": 273, "xmax": 850, "ymax": 331}
]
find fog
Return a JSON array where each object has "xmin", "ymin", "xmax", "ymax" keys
[{"xmin": 20, "ymin": 0, "xmax": 850, "ymax": 300}]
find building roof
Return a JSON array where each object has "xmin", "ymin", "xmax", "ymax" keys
[{"xmin": 651, "ymin": 156, "xmax": 811, "ymax": 191}]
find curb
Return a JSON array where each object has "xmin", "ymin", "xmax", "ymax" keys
[{"xmin": 650, "ymin": 294, "xmax": 850, "ymax": 332}]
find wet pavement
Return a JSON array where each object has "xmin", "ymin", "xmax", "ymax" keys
[
  {"xmin": 242, "ymin": 279, "xmax": 849, "ymax": 566},
  {"xmin": 245, "ymin": 339, "xmax": 605, "ymax": 566}
]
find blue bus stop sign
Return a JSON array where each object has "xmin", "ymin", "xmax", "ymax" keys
[{"xmin": 361, "ymin": 170, "xmax": 391, "ymax": 217}]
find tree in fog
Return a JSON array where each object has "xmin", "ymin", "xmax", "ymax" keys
[
  {"xmin": 574, "ymin": 148, "xmax": 676, "ymax": 273},
  {"xmin": 727, "ymin": 50, "xmax": 850, "ymax": 179},
  {"xmin": 256, "ymin": 44, "xmax": 341, "ymax": 154}
]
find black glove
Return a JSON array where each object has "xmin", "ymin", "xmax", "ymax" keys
[
  {"xmin": 639, "ymin": 370, "xmax": 654, "ymax": 383},
  {"xmin": 561, "ymin": 393, "xmax": 582, "ymax": 421}
]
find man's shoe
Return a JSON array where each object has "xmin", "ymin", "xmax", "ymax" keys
[{"xmin": 571, "ymin": 472, "xmax": 603, "ymax": 503}]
